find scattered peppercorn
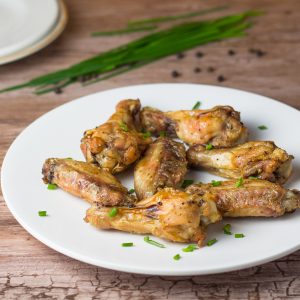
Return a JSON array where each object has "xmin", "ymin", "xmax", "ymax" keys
[
  {"xmin": 171, "ymin": 70, "xmax": 181, "ymax": 78},
  {"xmin": 195, "ymin": 51, "xmax": 204, "ymax": 58},
  {"xmin": 177, "ymin": 52, "xmax": 185, "ymax": 59},
  {"xmin": 228, "ymin": 49, "xmax": 236, "ymax": 56},
  {"xmin": 194, "ymin": 67, "xmax": 201, "ymax": 73},
  {"xmin": 207, "ymin": 66, "xmax": 215, "ymax": 73},
  {"xmin": 217, "ymin": 75, "xmax": 226, "ymax": 82},
  {"xmin": 54, "ymin": 87, "xmax": 63, "ymax": 94},
  {"xmin": 249, "ymin": 48, "xmax": 267, "ymax": 57}
]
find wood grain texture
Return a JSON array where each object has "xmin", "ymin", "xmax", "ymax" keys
[{"xmin": 0, "ymin": 0, "xmax": 300, "ymax": 298}]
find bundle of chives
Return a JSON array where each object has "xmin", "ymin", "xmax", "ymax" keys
[{"xmin": 0, "ymin": 11, "xmax": 260, "ymax": 95}]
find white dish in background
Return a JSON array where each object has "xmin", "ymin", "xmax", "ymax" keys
[
  {"xmin": 1, "ymin": 84, "xmax": 300, "ymax": 276},
  {"xmin": 0, "ymin": 0, "xmax": 67, "ymax": 65}
]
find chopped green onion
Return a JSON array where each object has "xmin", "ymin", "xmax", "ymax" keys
[
  {"xmin": 235, "ymin": 177, "xmax": 244, "ymax": 188},
  {"xmin": 192, "ymin": 101, "xmax": 201, "ymax": 110},
  {"xmin": 142, "ymin": 131, "xmax": 151, "ymax": 138},
  {"xmin": 173, "ymin": 254, "xmax": 182, "ymax": 261},
  {"xmin": 120, "ymin": 122, "xmax": 129, "ymax": 132},
  {"xmin": 258, "ymin": 125, "xmax": 268, "ymax": 130},
  {"xmin": 159, "ymin": 131, "xmax": 166, "ymax": 137},
  {"xmin": 128, "ymin": 188, "xmax": 135, "ymax": 194},
  {"xmin": 122, "ymin": 242, "xmax": 134, "ymax": 247},
  {"xmin": 92, "ymin": 25, "xmax": 157, "ymax": 36},
  {"xmin": 144, "ymin": 236, "xmax": 166, "ymax": 248},
  {"xmin": 181, "ymin": 179, "xmax": 194, "ymax": 189},
  {"xmin": 47, "ymin": 183, "xmax": 58, "ymax": 190},
  {"xmin": 223, "ymin": 224, "xmax": 232, "ymax": 235},
  {"xmin": 205, "ymin": 144, "xmax": 214, "ymax": 150},
  {"xmin": 235, "ymin": 233, "xmax": 245, "ymax": 238},
  {"xmin": 207, "ymin": 238, "xmax": 217, "ymax": 246},
  {"xmin": 108, "ymin": 207, "xmax": 118, "ymax": 217},
  {"xmin": 182, "ymin": 244, "xmax": 198, "ymax": 252},
  {"xmin": 211, "ymin": 180, "xmax": 221, "ymax": 187},
  {"xmin": 38, "ymin": 211, "xmax": 47, "ymax": 217},
  {"xmin": 249, "ymin": 176, "xmax": 258, "ymax": 179},
  {"xmin": 66, "ymin": 157, "xmax": 73, "ymax": 160}
]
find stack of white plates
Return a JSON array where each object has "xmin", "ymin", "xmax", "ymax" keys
[{"xmin": 0, "ymin": 0, "xmax": 68, "ymax": 65}]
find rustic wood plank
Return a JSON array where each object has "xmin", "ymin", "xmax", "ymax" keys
[{"xmin": 1, "ymin": 0, "xmax": 300, "ymax": 298}]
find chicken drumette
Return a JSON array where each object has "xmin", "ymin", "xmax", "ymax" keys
[
  {"xmin": 42, "ymin": 158, "xmax": 135, "ymax": 207},
  {"xmin": 134, "ymin": 137, "xmax": 187, "ymax": 200},
  {"xmin": 186, "ymin": 179, "xmax": 300, "ymax": 218},
  {"xmin": 81, "ymin": 99, "xmax": 152, "ymax": 174},
  {"xmin": 85, "ymin": 188, "xmax": 221, "ymax": 246},
  {"xmin": 187, "ymin": 141, "xmax": 293, "ymax": 184},
  {"xmin": 140, "ymin": 105, "xmax": 248, "ymax": 147}
]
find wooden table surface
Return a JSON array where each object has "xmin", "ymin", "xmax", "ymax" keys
[{"xmin": 1, "ymin": 0, "xmax": 300, "ymax": 298}]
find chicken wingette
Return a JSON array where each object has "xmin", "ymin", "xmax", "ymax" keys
[
  {"xmin": 81, "ymin": 99, "xmax": 152, "ymax": 174},
  {"xmin": 186, "ymin": 179, "xmax": 300, "ymax": 217},
  {"xmin": 140, "ymin": 105, "xmax": 248, "ymax": 147},
  {"xmin": 187, "ymin": 141, "xmax": 293, "ymax": 184},
  {"xmin": 134, "ymin": 137, "xmax": 187, "ymax": 200},
  {"xmin": 85, "ymin": 188, "xmax": 221, "ymax": 246},
  {"xmin": 42, "ymin": 158, "xmax": 135, "ymax": 206}
]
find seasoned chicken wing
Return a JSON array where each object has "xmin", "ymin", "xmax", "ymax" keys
[
  {"xmin": 42, "ymin": 158, "xmax": 135, "ymax": 206},
  {"xmin": 187, "ymin": 141, "xmax": 293, "ymax": 184},
  {"xmin": 186, "ymin": 179, "xmax": 300, "ymax": 217},
  {"xmin": 81, "ymin": 99, "xmax": 152, "ymax": 174},
  {"xmin": 134, "ymin": 137, "xmax": 187, "ymax": 200},
  {"xmin": 85, "ymin": 188, "xmax": 218, "ymax": 246},
  {"xmin": 140, "ymin": 105, "xmax": 248, "ymax": 147}
]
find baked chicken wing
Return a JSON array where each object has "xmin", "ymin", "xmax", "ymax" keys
[
  {"xmin": 134, "ymin": 137, "xmax": 187, "ymax": 200},
  {"xmin": 187, "ymin": 141, "xmax": 293, "ymax": 184},
  {"xmin": 85, "ymin": 188, "xmax": 221, "ymax": 245},
  {"xmin": 186, "ymin": 179, "xmax": 300, "ymax": 218},
  {"xmin": 42, "ymin": 158, "xmax": 135, "ymax": 207},
  {"xmin": 81, "ymin": 99, "xmax": 152, "ymax": 174},
  {"xmin": 140, "ymin": 105, "xmax": 248, "ymax": 147}
]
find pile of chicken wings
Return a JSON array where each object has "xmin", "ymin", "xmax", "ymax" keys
[{"xmin": 42, "ymin": 99, "xmax": 300, "ymax": 246}]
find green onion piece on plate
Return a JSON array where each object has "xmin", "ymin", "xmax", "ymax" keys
[
  {"xmin": 223, "ymin": 224, "xmax": 232, "ymax": 235},
  {"xmin": 128, "ymin": 188, "xmax": 135, "ymax": 194},
  {"xmin": 258, "ymin": 125, "xmax": 268, "ymax": 130},
  {"xmin": 192, "ymin": 101, "xmax": 201, "ymax": 110},
  {"xmin": 108, "ymin": 207, "xmax": 118, "ymax": 217},
  {"xmin": 211, "ymin": 180, "xmax": 221, "ymax": 187},
  {"xmin": 47, "ymin": 183, "xmax": 58, "ymax": 190},
  {"xmin": 181, "ymin": 179, "xmax": 194, "ymax": 189},
  {"xmin": 207, "ymin": 238, "xmax": 217, "ymax": 246},
  {"xmin": 182, "ymin": 244, "xmax": 198, "ymax": 252},
  {"xmin": 122, "ymin": 242, "xmax": 134, "ymax": 247},
  {"xmin": 235, "ymin": 233, "xmax": 245, "ymax": 238},
  {"xmin": 205, "ymin": 144, "xmax": 214, "ymax": 150},
  {"xmin": 38, "ymin": 211, "xmax": 47, "ymax": 217},
  {"xmin": 144, "ymin": 236, "xmax": 166, "ymax": 248},
  {"xmin": 173, "ymin": 254, "xmax": 182, "ymax": 261}
]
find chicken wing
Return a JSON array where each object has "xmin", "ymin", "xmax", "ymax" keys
[
  {"xmin": 187, "ymin": 141, "xmax": 293, "ymax": 184},
  {"xmin": 85, "ymin": 188, "xmax": 220, "ymax": 246},
  {"xmin": 81, "ymin": 99, "xmax": 152, "ymax": 174},
  {"xmin": 134, "ymin": 137, "xmax": 187, "ymax": 200},
  {"xmin": 140, "ymin": 105, "xmax": 248, "ymax": 147},
  {"xmin": 42, "ymin": 158, "xmax": 135, "ymax": 206},
  {"xmin": 186, "ymin": 179, "xmax": 300, "ymax": 217}
]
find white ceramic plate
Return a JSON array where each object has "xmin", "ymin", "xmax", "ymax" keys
[
  {"xmin": 2, "ymin": 84, "xmax": 300, "ymax": 276},
  {"xmin": 0, "ymin": 0, "xmax": 59, "ymax": 57}
]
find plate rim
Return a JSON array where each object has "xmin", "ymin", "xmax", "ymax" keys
[{"xmin": 2, "ymin": 83, "xmax": 300, "ymax": 276}]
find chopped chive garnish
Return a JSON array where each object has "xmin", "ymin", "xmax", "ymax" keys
[
  {"xmin": 205, "ymin": 144, "xmax": 214, "ymax": 150},
  {"xmin": 120, "ymin": 121, "xmax": 129, "ymax": 132},
  {"xmin": 235, "ymin": 177, "xmax": 244, "ymax": 188},
  {"xmin": 258, "ymin": 125, "xmax": 268, "ymax": 130},
  {"xmin": 108, "ymin": 207, "xmax": 118, "ymax": 217},
  {"xmin": 207, "ymin": 238, "xmax": 217, "ymax": 246},
  {"xmin": 211, "ymin": 180, "xmax": 221, "ymax": 187},
  {"xmin": 235, "ymin": 233, "xmax": 245, "ymax": 238},
  {"xmin": 66, "ymin": 157, "xmax": 73, "ymax": 160},
  {"xmin": 122, "ymin": 242, "xmax": 134, "ymax": 247},
  {"xmin": 181, "ymin": 179, "xmax": 194, "ymax": 189},
  {"xmin": 182, "ymin": 244, "xmax": 198, "ymax": 252},
  {"xmin": 142, "ymin": 131, "xmax": 151, "ymax": 138},
  {"xmin": 223, "ymin": 224, "xmax": 232, "ymax": 235},
  {"xmin": 173, "ymin": 254, "xmax": 182, "ymax": 261},
  {"xmin": 128, "ymin": 188, "xmax": 135, "ymax": 194},
  {"xmin": 38, "ymin": 211, "xmax": 47, "ymax": 217},
  {"xmin": 144, "ymin": 236, "xmax": 166, "ymax": 248},
  {"xmin": 47, "ymin": 183, "xmax": 58, "ymax": 190},
  {"xmin": 159, "ymin": 131, "xmax": 167, "ymax": 137},
  {"xmin": 249, "ymin": 176, "xmax": 258, "ymax": 179},
  {"xmin": 192, "ymin": 101, "xmax": 201, "ymax": 110}
]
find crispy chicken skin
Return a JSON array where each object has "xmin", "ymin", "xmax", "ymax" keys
[
  {"xmin": 134, "ymin": 137, "xmax": 187, "ymax": 200},
  {"xmin": 186, "ymin": 179, "xmax": 300, "ymax": 217},
  {"xmin": 42, "ymin": 158, "xmax": 135, "ymax": 207},
  {"xmin": 187, "ymin": 141, "xmax": 293, "ymax": 184},
  {"xmin": 140, "ymin": 105, "xmax": 248, "ymax": 147},
  {"xmin": 85, "ymin": 188, "xmax": 210, "ymax": 246},
  {"xmin": 81, "ymin": 99, "xmax": 152, "ymax": 174}
]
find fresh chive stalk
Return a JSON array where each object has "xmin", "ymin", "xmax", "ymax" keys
[{"xmin": 92, "ymin": 25, "xmax": 157, "ymax": 36}]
